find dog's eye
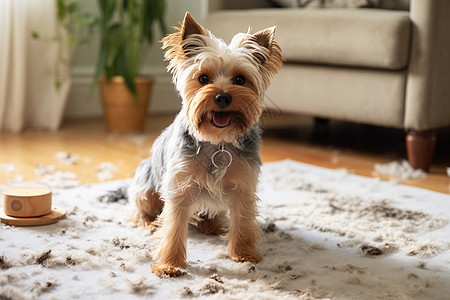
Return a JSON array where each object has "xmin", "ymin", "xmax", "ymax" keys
[
  {"xmin": 233, "ymin": 75, "xmax": 245, "ymax": 86},
  {"xmin": 199, "ymin": 74, "xmax": 209, "ymax": 85}
]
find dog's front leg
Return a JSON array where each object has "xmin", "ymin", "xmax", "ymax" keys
[
  {"xmin": 151, "ymin": 197, "xmax": 193, "ymax": 277},
  {"xmin": 227, "ymin": 189, "xmax": 262, "ymax": 263}
]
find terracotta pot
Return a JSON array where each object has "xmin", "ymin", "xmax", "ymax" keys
[{"xmin": 100, "ymin": 76, "xmax": 153, "ymax": 133}]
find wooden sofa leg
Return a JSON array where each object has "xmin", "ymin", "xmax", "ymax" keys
[
  {"xmin": 312, "ymin": 117, "xmax": 330, "ymax": 136},
  {"xmin": 405, "ymin": 130, "xmax": 436, "ymax": 172},
  {"xmin": 314, "ymin": 117, "xmax": 329, "ymax": 127}
]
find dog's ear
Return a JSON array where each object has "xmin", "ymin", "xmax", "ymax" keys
[
  {"xmin": 243, "ymin": 27, "xmax": 281, "ymax": 65},
  {"xmin": 180, "ymin": 12, "xmax": 209, "ymax": 56},
  {"xmin": 162, "ymin": 12, "xmax": 208, "ymax": 63},
  {"xmin": 253, "ymin": 27, "xmax": 276, "ymax": 53},
  {"xmin": 181, "ymin": 12, "xmax": 207, "ymax": 41},
  {"xmin": 235, "ymin": 26, "xmax": 284, "ymax": 89},
  {"xmin": 247, "ymin": 27, "xmax": 284, "ymax": 76}
]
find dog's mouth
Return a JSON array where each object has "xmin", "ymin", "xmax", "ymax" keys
[{"xmin": 211, "ymin": 111, "xmax": 232, "ymax": 128}]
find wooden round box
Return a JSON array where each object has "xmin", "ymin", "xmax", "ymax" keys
[
  {"xmin": 3, "ymin": 187, "xmax": 52, "ymax": 217},
  {"xmin": 1, "ymin": 187, "xmax": 66, "ymax": 226}
]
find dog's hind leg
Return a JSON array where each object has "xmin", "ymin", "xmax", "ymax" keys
[
  {"xmin": 135, "ymin": 190, "xmax": 164, "ymax": 232},
  {"xmin": 127, "ymin": 158, "xmax": 164, "ymax": 230}
]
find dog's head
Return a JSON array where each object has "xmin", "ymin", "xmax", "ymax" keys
[{"xmin": 162, "ymin": 12, "xmax": 283, "ymax": 146}]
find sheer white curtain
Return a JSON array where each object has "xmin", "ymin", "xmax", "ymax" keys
[{"xmin": 0, "ymin": 0, "xmax": 71, "ymax": 132}]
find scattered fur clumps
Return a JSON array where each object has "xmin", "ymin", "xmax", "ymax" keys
[
  {"xmin": 176, "ymin": 275, "xmax": 225, "ymax": 298},
  {"xmin": 111, "ymin": 237, "xmax": 131, "ymax": 250},
  {"xmin": 273, "ymin": 264, "xmax": 293, "ymax": 273},
  {"xmin": 323, "ymin": 264, "xmax": 368, "ymax": 277},
  {"xmin": 1, "ymin": 160, "xmax": 449, "ymax": 299},
  {"xmin": 0, "ymin": 270, "xmax": 58, "ymax": 300},
  {"xmin": 30, "ymin": 279, "xmax": 59, "ymax": 297},
  {"xmin": 36, "ymin": 250, "xmax": 52, "ymax": 265},
  {"xmin": 20, "ymin": 248, "xmax": 94, "ymax": 269},
  {"xmin": 0, "ymin": 255, "xmax": 11, "ymax": 269},
  {"xmin": 263, "ymin": 222, "xmax": 277, "ymax": 233},
  {"xmin": 416, "ymin": 261, "xmax": 428, "ymax": 269},
  {"xmin": 98, "ymin": 186, "xmax": 128, "ymax": 203},
  {"xmin": 343, "ymin": 264, "xmax": 368, "ymax": 274},
  {"xmin": 208, "ymin": 273, "xmax": 224, "ymax": 284},
  {"xmin": 199, "ymin": 276, "xmax": 225, "ymax": 296},
  {"xmin": 65, "ymin": 256, "xmax": 77, "ymax": 266},
  {"xmin": 262, "ymin": 222, "xmax": 294, "ymax": 241},
  {"xmin": 292, "ymin": 289, "xmax": 316, "ymax": 299},
  {"xmin": 261, "ymin": 172, "xmax": 449, "ymax": 258},
  {"xmin": 360, "ymin": 243, "xmax": 398, "ymax": 256},
  {"xmin": 407, "ymin": 243, "xmax": 445, "ymax": 257},
  {"xmin": 362, "ymin": 203, "xmax": 427, "ymax": 222},
  {"xmin": 360, "ymin": 245, "xmax": 383, "ymax": 256},
  {"xmin": 125, "ymin": 275, "xmax": 154, "ymax": 296}
]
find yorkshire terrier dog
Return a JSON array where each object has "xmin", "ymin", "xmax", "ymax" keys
[{"xmin": 128, "ymin": 12, "xmax": 283, "ymax": 277}]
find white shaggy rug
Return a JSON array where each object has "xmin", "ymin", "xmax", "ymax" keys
[{"xmin": 1, "ymin": 160, "xmax": 449, "ymax": 300}]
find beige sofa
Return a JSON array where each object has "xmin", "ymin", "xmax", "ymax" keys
[{"xmin": 204, "ymin": 0, "xmax": 450, "ymax": 171}]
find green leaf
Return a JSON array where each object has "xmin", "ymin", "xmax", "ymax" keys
[
  {"xmin": 89, "ymin": 0, "xmax": 166, "ymax": 104},
  {"xmin": 67, "ymin": 36, "xmax": 76, "ymax": 46},
  {"xmin": 57, "ymin": 0, "xmax": 66, "ymax": 20},
  {"xmin": 55, "ymin": 80, "xmax": 61, "ymax": 91},
  {"xmin": 90, "ymin": 36, "xmax": 107, "ymax": 99},
  {"xmin": 31, "ymin": 31, "xmax": 40, "ymax": 39},
  {"xmin": 123, "ymin": 73, "xmax": 140, "ymax": 106}
]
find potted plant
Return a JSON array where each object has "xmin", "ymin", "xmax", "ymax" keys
[
  {"xmin": 93, "ymin": 0, "xmax": 166, "ymax": 133},
  {"xmin": 34, "ymin": 0, "xmax": 166, "ymax": 132}
]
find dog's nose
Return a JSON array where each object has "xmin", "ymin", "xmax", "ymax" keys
[{"xmin": 214, "ymin": 93, "xmax": 232, "ymax": 109}]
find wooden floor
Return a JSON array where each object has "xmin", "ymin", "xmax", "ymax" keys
[{"xmin": 1, "ymin": 113, "xmax": 449, "ymax": 194}]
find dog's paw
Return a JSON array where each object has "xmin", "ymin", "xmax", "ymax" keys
[
  {"xmin": 151, "ymin": 263, "xmax": 186, "ymax": 277},
  {"xmin": 229, "ymin": 250, "xmax": 262, "ymax": 263}
]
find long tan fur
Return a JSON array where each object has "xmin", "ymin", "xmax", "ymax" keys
[{"xmin": 129, "ymin": 12, "xmax": 284, "ymax": 277}]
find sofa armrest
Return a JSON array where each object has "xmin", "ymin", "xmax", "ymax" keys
[
  {"xmin": 405, "ymin": 0, "xmax": 450, "ymax": 130},
  {"xmin": 208, "ymin": 0, "xmax": 272, "ymax": 12}
]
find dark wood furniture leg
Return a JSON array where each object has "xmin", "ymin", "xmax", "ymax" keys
[
  {"xmin": 405, "ymin": 130, "xmax": 436, "ymax": 172},
  {"xmin": 314, "ymin": 117, "xmax": 329, "ymax": 127}
]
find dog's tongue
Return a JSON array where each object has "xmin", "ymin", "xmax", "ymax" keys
[{"xmin": 212, "ymin": 111, "xmax": 231, "ymax": 127}]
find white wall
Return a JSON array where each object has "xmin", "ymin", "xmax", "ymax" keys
[{"xmin": 64, "ymin": 0, "xmax": 208, "ymax": 119}]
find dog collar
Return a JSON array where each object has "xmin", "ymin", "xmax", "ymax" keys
[{"xmin": 211, "ymin": 145, "xmax": 232, "ymax": 169}]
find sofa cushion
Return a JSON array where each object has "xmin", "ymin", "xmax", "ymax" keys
[
  {"xmin": 204, "ymin": 8, "xmax": 410, "ymax": 70},
  {"xmin": 265, "ymin": 64, "xmax": 406, "ymax": 128},
  {"xmin": 378, "ymin": 0, "xmax": 409, "ymax": 10}
]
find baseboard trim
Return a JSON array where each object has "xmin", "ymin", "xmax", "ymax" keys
[{"xmin": 64, "ymin": 67, "xmax": 181, "ymax": 118}]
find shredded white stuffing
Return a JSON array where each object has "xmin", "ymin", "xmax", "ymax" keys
[
  {"xmin": 0, "ymin": 160, "xmax": 449, "ymax": 299},
  {"xmin": 96, "ymin": 162, "xmax": 118, "ymax": 181},
  {"xmin": 40, "ymin": 171, "xmax": 80, "ymax": 189},
  {"xmin": 0, "ymin": 163, "xmax": 16, "ymax": 173},
  {"xmin": 55, "ymin": 152, "xmax": 79, "ymax": 165},
  {"xmin": 373, "ymin": 160, "xmax": 426, "ymax": 180},
  {"xmin": 35, "ymin": 164, "xmax": 56, "ymax": 176},
  {"xmin": 6, "ymin": 174, "xmax": 23, "ymax": 185}
]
